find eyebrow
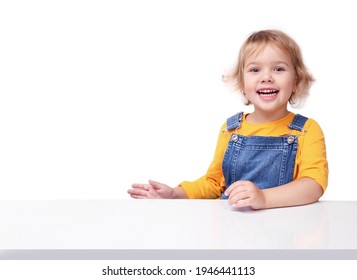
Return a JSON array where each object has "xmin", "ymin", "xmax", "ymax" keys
[{"xmin": 245, "ymin": 61, "xmax": 291, "ymax": 68}]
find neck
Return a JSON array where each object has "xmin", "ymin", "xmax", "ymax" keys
[{"xmin": 246, "ymin": 109, "xmax": 290, "ymax": 124}]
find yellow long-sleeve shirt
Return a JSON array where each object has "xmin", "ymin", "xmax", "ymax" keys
[{"xmin": 179, "ymin": 112, "xmax": 328, "ymax": 199}]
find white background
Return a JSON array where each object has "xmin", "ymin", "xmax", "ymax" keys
[{"xmin": 0, "ymin": 0, "xmax": 355, "ymax": 200}]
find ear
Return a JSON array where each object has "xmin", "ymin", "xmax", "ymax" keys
[{"xmin": 241, "ymin": 92, "xmax": 251, "ymax": 106}]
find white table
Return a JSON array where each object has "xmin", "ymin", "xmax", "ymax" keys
[{"xmin": 0, "ymin": 199, "xmax": 356, "ymax": 259}]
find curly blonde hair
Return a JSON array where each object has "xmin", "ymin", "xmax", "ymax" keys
[{"xmin": 223, "ymin": 30, "xmax": 314, "ymax": 107}]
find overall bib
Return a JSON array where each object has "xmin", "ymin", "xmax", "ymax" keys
[{"xmin": 221, "ymin": 112, "xmax": 308, "ymax": 199}]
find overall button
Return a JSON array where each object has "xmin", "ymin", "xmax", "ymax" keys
[
  {"xmin": 231, "ymin": 134, "xmax": 238, "ymax": 142},
  {"xmin": 287, "ymin": 135, "xmax": 295, "ymax": 144}
]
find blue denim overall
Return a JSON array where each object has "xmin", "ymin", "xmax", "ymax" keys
[{"xmin": 221, "ymin": 112, "xmax": 308, "ymax": 199}]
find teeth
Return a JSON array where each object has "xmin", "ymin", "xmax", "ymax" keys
[
  {"xmin": 260, "ymin": 93, "xmax": 275, "ymax": 96},
  {"xmin": 257, "ymin": 90, "xmax": 278, "ymax": 95}
]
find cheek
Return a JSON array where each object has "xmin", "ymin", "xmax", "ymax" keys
[
  {"xmin": 293, "ymin": 80, "xmax": 298, "ymax": 92},
  {"xmin": 243, "ymin": 76, "xmax": 255, "ymax": 90},
  {"xmin": 282, "ymin": 77, "xmax": 296, "ymax": 92},
  {"xmin": 289, "ymin": 74, "xmax": 297, "ymax": 89}
]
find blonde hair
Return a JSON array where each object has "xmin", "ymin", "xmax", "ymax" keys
[{"xmin": 223, "ymin": 29, "xmax": 314, "ymax": 107}]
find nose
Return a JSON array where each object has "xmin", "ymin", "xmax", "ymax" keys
[{"xmin": 261, "ymin": 70, "xmax": 274, "ymax": 83}]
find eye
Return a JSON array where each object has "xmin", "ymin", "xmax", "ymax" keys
[
  {"xmin": 248, "ymin": 67, "xmax": 260, "ymax": 73},
  {"xmin": 274, "ymin": 66, "xmax": 285, "ymax": 72}
]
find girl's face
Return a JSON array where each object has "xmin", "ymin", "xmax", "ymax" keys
[{"xmin": 243, "ymin": 44, "xmax": 296, "ymax": 118}]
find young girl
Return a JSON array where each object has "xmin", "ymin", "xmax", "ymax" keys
[{"xmin": 128, "ymin": 29, "xmax": 328, "ymax": 209}]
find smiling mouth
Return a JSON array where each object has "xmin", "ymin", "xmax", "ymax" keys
[{"xmin": 257, "ymin": 89, "xmax": 279, "ymax": 96}]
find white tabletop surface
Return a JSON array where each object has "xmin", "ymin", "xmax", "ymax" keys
[{"xmin": 0, "ymin": 199, "xmax": 356, "ymax": 251}]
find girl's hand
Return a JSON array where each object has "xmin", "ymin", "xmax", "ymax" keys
[
  {"xmin": 224, "ymin": 180, "xmax": 266, "ymax": 209},
  {"xmin": 128, "ymin": 180, "xmax": 175, "ymax": 199}
]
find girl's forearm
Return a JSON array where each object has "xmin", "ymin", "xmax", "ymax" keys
[
  {"xmin": 173, "ymin": 186, "xmax": 188, "ymax": 199},
  {"xmin": 263, "ymin": 178, "xmax": 323, "ymax": 209}
]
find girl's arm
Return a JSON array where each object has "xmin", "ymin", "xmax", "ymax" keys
[
  {"xmin": 225, "ymin": 178, "xmax": 323, "ymax": 209},
  {"xmin": 262, "ymin": 177, "xmax": 323, "ymax": 208}
]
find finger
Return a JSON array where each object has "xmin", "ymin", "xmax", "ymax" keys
[
  {"xmin": 131, "ymin": 184, "xmax": 150, "ymax": 191},
  {"xmin": 225, "ymin": 181, "xmax": 247, "ymax": 196},
  {"xmin": 228, "ymin": 190, "xmax": 249, "ymax": 206},
  {"xmin": 148, "ymin": 179, "xmax": 165, "ymax": 190},
  {"xmin": 231, "ymin": 197, "xmax": 250, "ymax": 208},
  {"xmin": 147, "ymin": 185, "xmax": 161, "ymax": 199},
  {"xmin": 127, "ymin": 188, "xmax": 149, "ymax": 197}
]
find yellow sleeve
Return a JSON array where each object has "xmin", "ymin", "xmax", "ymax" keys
[
  {"xmin": 296, "ymin": 119, "xmax": 329, "ymax": 191},
  {"xmin": 179, "ymin": 124, "xmax": 229, "ymax": 199}
]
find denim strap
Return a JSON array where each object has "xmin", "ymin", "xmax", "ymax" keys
[
  {"xmin": 226, "ymin": 112, "xmax": 243, "ymax": 130},
  {"xmin": 288, "ymin": 114, "xmax": 308, "ymax": 132}
]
